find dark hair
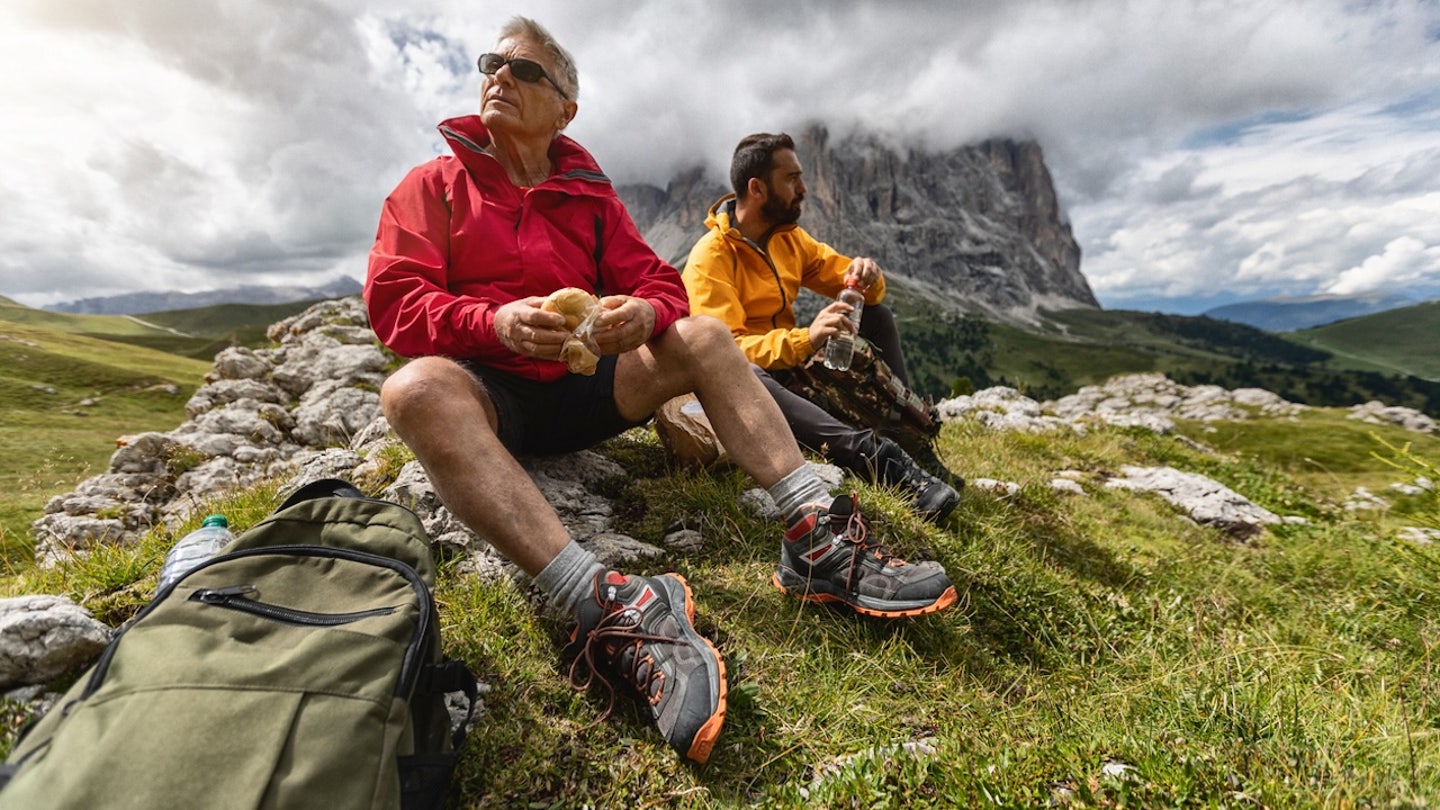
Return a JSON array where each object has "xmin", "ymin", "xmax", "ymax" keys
[{"xmin": 730, "ymin": 132, "xmax": 795, "ymax": 198}]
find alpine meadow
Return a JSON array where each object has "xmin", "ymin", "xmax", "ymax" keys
[{"xmin": 2, "ymin": 294, "xmax": 1439, "ymax": 807}]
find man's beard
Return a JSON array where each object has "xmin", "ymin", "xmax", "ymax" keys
[{"xmin": 762, "ymin": 190, "xmax": 803, "ymax": 226}]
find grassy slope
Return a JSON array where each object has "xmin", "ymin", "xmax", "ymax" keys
[
  {"xmin": 1289, "ymin": 300, "xmax": 1440, "ymax": 381},
  {"xmin": 133, "ymin": 301, "xmax": 329, "ymax": 358},
  {"xmin": 4, "ymin": 410, "xmax": 1438, "ymax": 807},
  {"xmin": 0, "ymin": 309, "xmax": 213, "ymax": 557},
  {"xmin": 888, "ymin": 296, "xmax": 1440, "ymax": 418},
  {"xmin": 3, "ymin": 295, "xmax": 1440, "ymax": 803}
]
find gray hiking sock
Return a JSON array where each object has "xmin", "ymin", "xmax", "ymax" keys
[
  {"xmin": 535, "ymin": 539, "xmax": 606, "ymax": 615},
  {"xmin": 767, "ymin": 464, "xmax": 834, "ymax": 524}
]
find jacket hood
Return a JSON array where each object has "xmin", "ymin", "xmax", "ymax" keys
[{"xmin": 704, "ymin": 194, "xmax": 738, "ymax": 232}]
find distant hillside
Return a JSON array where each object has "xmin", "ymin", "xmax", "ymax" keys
[
  {"xmin": 132, "ymin": 301, "xmax": 333, "ymax": 359},
  {"xmin": 43, "ymin": 276, "xmax": 362, "ymax": 316},
  {"xmin": 1, "ymin": 296, "xmax": 319, "ymax": 361},
  {"xmin": 1202, "ymin": 292, "xmax": 1416, "ymax": 332},
  {"xmin": 0, "ymin": 305, "xmax": 213, "ymax": 554},
  {"xmin": 1288, "ymin": 300, "xmax": 1440, "ymax": 382},
  {"xmin": 871, "ymin": 284, "xmax": 1440, "ymax": 416}
]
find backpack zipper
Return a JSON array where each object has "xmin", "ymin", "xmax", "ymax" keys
[
  {"xmin": 189, "ymin": 585, "xmax": 400, "ymax": 626},
  {"xmin": 80, "ymin": 544, "xmax": 434, "ymax": 701}
]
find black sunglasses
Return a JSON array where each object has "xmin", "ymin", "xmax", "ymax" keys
[{"xmin": 477, "ymin": 53, "xmax": 570, "ymax": 100}]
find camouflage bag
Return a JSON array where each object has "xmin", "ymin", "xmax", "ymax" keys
[{"xmin": 781, "ymin": 337, "xmax": 947, "ymax": 475}]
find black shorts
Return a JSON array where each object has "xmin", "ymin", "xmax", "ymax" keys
[{"xmin": 460, "ymin": 354, "xmax": 649, "ymax": 456}]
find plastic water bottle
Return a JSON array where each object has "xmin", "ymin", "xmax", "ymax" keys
[
  {"xmin": 157, "ymin": 515, "xmax": 235, "ymax": 591},
  {"xmin": 822, "ymin": 279, "xmax": 866, "ymax": 371}
]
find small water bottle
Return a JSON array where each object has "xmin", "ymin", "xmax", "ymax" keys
[
  {"xmin": 822, "ymin": 279, "xmax": 866, "ymax": 371},
  {"xmin": 157, "ymin": 515, "xmax": 235, "ymax": 591}
]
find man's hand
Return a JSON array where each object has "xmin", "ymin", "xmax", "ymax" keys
[
  {"xmin": 494, "ymin": 297, "xmax": 569, "ymax": 359},
  {"xmin": 807, "ymin": 300, "xmax": 859, "ymax": 352},
  {"xmin": 590, "ymin": 295, "xmax": 656, "ymax": 355},
  {"xmin": 845, "ymin": 257, "xmax": 882, "ymax": 289}
]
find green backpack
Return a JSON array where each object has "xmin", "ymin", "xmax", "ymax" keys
[{"xmin": 0, "ymin": 479, "xmax": 477, "ymax": 810}]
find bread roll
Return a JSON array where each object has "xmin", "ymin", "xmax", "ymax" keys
[
  {"xmin": 541, "ymin": 287, "xmax": 598, "ymax": 330},
  {"xmin": 540, "ymin": 287, "xmax": 600, "ymax": 375}
]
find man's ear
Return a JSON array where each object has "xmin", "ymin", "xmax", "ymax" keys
[
  {"xmin": 557, "ymin": 100, "xmax": 578, "ymax": 131},
  {"xmin": 746, "ymin": 176, "xmax": 767, "ymax": 201}
]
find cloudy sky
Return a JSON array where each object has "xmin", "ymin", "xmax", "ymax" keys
[{"xmin": 2, "ymin": 0, "xmax": 1438, "ymax": 314}]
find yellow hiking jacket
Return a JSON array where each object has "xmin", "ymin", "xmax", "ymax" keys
[{"xmin": 683, "ymin": 195, "xmax": 886, "ymax": 370}]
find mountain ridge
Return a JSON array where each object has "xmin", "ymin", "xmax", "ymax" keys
[
  {"xmin": 42, "ymin": 276, "xmax": 363, "ymax": 316},
  {"xmin": 1202, "ymin": 291, "xmax": 1419, "ymax": 332},
  {"xmin": 617, "ymin": 125, "xmax": 1098, "ymax": 326}
]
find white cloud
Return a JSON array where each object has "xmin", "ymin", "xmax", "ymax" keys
[
  {"xmin": 1327, "ymin": 233, "xmax": 1440, "ymax": 295},
  {"xmin": 1079, "ymin": 97, "xmax": 1440, "ymax": 311},
  {"xmin": 1, "ymin": 0, "xmax": 1439, "ymax": 312}
]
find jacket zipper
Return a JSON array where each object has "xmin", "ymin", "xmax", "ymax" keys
[{"xmin": 736, "ymin": 237, "xmax": 789, "ymax": 329}]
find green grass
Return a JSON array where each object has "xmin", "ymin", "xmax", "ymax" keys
[
  {"xmin": 0, "ymin": 318, "xmax": 212, "ymax": 559},
  {"xmin": 1291, "ymin": 300, "xmax": 1440, "ymax": 381},
  {"xmin": 5, "ymin": 411, "xmax": 1439, "ymax": 807}
]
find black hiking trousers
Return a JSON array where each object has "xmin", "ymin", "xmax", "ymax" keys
[{"xmin": 754, "ymin": 303, "xmax": 909, "ymax": 473}]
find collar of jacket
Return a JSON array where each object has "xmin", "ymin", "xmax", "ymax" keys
[
  {"xmin": 705, "ymin": 193, "xmax": 799, "ymax": 250},
  {"xmin": 436, "ymin": 114, "xmax": 611, "ymax": 193}
]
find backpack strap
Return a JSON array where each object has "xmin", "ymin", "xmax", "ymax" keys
[
  {"xmin": 277, "ymin": 478, "xmax": 367, "ymax": 510},
  {"xmin": 399, "ymin": 659, "xmax": 480, "ymax": 810},
  {"xmin": 416, "ymin": 659, "xmax": 480, "ymax": 750}
]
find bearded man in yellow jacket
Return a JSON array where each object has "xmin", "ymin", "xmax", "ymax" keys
[{"xmin": 684, "ymin": 132, "xmax": 960, "ymax": 524}]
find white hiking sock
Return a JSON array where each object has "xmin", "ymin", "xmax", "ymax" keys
[
  {"xmin": 536, "ymin": 539, "xmax": 606, "ymax": 615},
  {"xmin": 767, "ymin": 464, "xmax": 834, "ymax": 523}
]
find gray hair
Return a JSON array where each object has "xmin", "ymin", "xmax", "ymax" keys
[{"xmin": 497, "ymin": 16, "xmax": 579, "ymax": 101}]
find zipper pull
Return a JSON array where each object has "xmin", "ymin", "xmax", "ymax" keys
[{"xmin": 191, "ymin": 585, "xmax": 257, "ymax": 604}]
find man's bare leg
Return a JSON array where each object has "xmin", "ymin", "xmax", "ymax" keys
[
  {"xmin": 381, "ymin": 353, "xmax": 728, "ymax": 762},
  {"xmin": 379, "ymin": 355, "xmax": 569, "ymax": 576},
  {"xmin": 614, "ymin": 316, "xmax": 805, "ymax": 488}
]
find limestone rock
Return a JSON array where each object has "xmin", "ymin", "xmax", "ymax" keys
[
  {"xmin": 0, "ymin": 596, "xmax": 112, "ymax": 689},
  {"xmin": 1104, "ymin": 465, "xmax": 1283, "ymax": 540},
  {"xmin": 1348, "ymin": 401, "xmax": 1437, "ymax": 434}
]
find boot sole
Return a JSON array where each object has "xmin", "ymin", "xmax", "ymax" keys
[
  {"xmin": 771, "ymin": 571, "xmax": 958, "ymax": 619},
  {"xmin": 653, "ymin": 574, "xmax": 729, "ymax": 764}
]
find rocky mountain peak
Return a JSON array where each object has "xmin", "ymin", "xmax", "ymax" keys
[{"xmin": 617, "ymin": 124, "xmax": 1097, "ymax": 324}]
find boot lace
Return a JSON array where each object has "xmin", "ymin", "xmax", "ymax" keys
[
  {"xmin": 833, "ymin": 495, "xmax": 900, "ymax": 591},
  {"xmin": 568, "ymin": 602, "xmax": 672, "ymax": 719}
]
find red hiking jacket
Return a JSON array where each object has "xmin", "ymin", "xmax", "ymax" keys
[{"xmin": 365, "ymin": 115, "xmax": 688, "ymax": 382}]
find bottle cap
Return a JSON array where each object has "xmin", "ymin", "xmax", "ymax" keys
[
  {"xmin": 845, "ymin": 277, "xmax": 862, "ymax": 289},
  {"xmin": 200, "ymin": 514, "xmax": 229, "ymax": 528}
]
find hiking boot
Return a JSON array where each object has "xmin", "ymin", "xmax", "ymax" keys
[
  {"xmin": 568, "ymin": 571, "xmax": 727, "ymax": 764},
  {"xmin": 865, "ymin": 438, "xmax": 960, "ymax": 524},
  {"xmin": 772, "ymin": 493, "xmax": 958, "ymax": 618}
]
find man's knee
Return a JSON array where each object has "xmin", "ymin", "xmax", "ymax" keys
[
  {"xmin": 670, "ymin": 314, "xmax": 733, "ymax": 346},
  {"xmin": 381, "ymin": 356, "xmax": 470, "ymax": 420},
  {"xmin": 861, "ymin": 303, "xmax": 900, "ymax": 337},
  {"xmin": 656, "ymin": 315, "xmax": 741, "ymax": 362}
]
